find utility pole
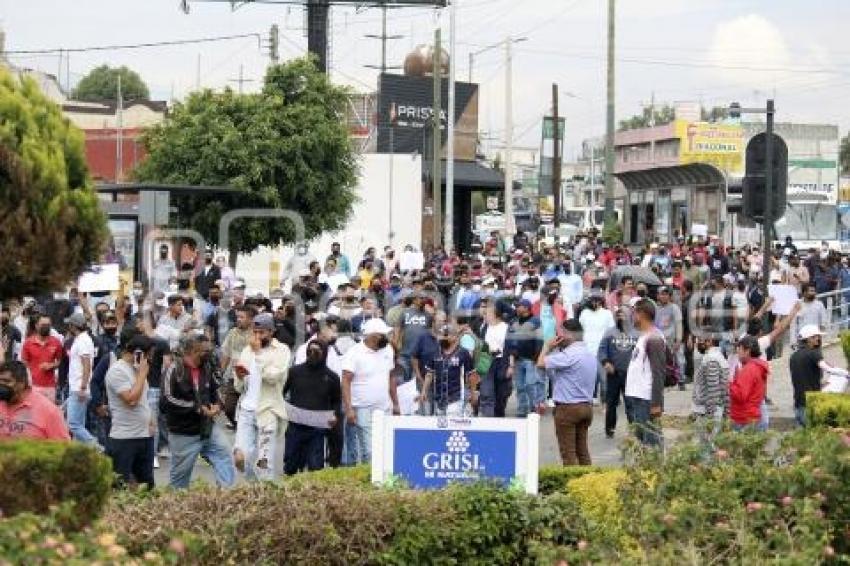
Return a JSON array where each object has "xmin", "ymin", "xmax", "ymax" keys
[
  {"xmin": 649, "ymin": 91, "xmax": 656, "ymax": 163},
  {"xmin": 762, "ymin": 99, "xmax": 775, "ymax": 290},
  {"xmin": 229, "ymin": 65, "xmax": 254, "ymax": 94},
  {"xmin": 432, "ymin": 28, "xmax": 443, "ymax": 250},
  {"xmin": 603, "ymin": 0, "xmax": 616, "ymax": 226},
  {"xmin": 364, "ymin": 6, "xmax": 403, "ymax": 73},
  {"xmin": 115, "ymin": 75, "xmax": 123, "ymax": 183},
  {"xmin": 445, "ymin": 0, "xmax": 456, "ymax": 252},
  {"xmin": 307, "ymin": 0, "xmax": 330, "ymax": 72},
  {"xmin": 552, "ymin": 84, "xmax": 561, "ymax": 229},
  {"xmin": 504, "ymin": 35, "xmax": 515, "ymax": 236}
]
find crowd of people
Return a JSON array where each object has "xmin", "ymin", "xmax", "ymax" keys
[{"xmin": 1, "ymin": 230, "xmax": 849, "ymax": 486}]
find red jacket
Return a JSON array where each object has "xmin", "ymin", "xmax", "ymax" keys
[{"xmin": 729, "ymin": 358, "xmax": 769, "ymax": 425}]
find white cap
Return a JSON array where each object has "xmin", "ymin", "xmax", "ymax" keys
[
  {"xmin": 585, "ymin": 253, "xmax": 596, "ymax": 261},
  {"xmin": 298, "ymin": 268, "xmax": 312, "ymax": 278},
  {"xmin": 362, "ymin": 318, "xmax": 393, "ymax": 336},
  {"xmin": 799, "ymin": 324, "xmax": 824, "ymax": 340}
]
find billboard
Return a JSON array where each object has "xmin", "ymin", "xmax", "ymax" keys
[
  {"xmin": 376, "ymin": 73, "xmax": 479, "ymax": 160},
  {"xmin": 675, "ymin": 120, "xmax": 744, "ymax": 174}
]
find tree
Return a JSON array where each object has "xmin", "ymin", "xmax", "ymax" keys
[
  {"xmin": 72, "ymin": 65, "xmax": 150, "ymax": 101},
  {"xmin": 135, "ymin": 57, "xmax": 358, "ymax": 257},
  {"xmin": 618, "ymin": 103, "xmax": 676, "ymax": 131},
  {"xmin": 841, "ymin": 132, "xmax": 850, "ymax": 176},
  {"xmin": 701, "ymin": 105, "xmax": 729, "ymax": 123},
  {"xmin": 0, "ymin": 68, "xmax": 108, "ymax": 299}
]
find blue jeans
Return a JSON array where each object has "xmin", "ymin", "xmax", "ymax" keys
[
  {"xmin": 146, "ymin": 388, "xmax": 164, "ymax": 454},
  {"xmin": 67, "ymin": 393, "xmax": 98, "ymax": 445},
  {"xmin": 795, "ymin": 406, "xmax": 806, "ymax": 427},
  {"xmin": 398, "ymin": 355, "xmax": 414, "ymax": 384},
  {"xmin": 625, "ymin": 396, "xmax": 662, "ymax": 447},
  {"xmin": 345, "ymin": 407, "xmax": 374, "ymax": 465},
  {"xmin": 514, "ymin": 359, "xmax": 545, "ymax": 417},
  {"xmin": 168, "ymin": 425, "xmax": 235, "ymax": 489},
  {"xmin": 283, "ymin": 422, "xmax": 326, "ymax": 475},
  {"xmin": 758, "ymin": 399, "xmax": 769, "ymax": 432}
]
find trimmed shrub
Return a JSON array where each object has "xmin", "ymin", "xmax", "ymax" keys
[
  {"xmin": 806, "ymin": 391, "xmax": 850, "ymax": 427},
  {"xmin": 0, "ymin": 440, "xmax": 112, "ymax": 530},
  {"xmin": 538, "ymin": 464, "xmax": 605, "ymax": 495}
]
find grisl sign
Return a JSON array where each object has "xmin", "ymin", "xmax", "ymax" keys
[{"xmin": 370, "ymin": 412, "xmax": 540, "ymax": 494}]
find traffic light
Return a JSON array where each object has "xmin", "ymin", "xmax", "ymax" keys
[
  {"xmin": 269, "ymin": 24, "xmax": 280, "ymax": 63},
  {"xmin": 742, "ymin": 132, "xmax": 788, "ymax": 223}
]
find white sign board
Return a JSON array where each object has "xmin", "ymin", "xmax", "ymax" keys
[
  {"xmin": 77, "ymin": 263, "xmax": 121, "ymax": 293},
  {"xmin": 399, "ymin": 251, "xmax": 424, "ymax": 272},
  {"xmin": 486, "ymin": 196, "xmax": 499, "ymax": 210},
  {"xmin": 768, "ymin": 284, "xmax": 799, "ymax": 316},
  {"xmin": 371, "ymin": 412, "xmax": 540, "ymax": 494},
  {"xmin": 691, "ymin": 224, "xmax": 708, "ymax": 238}
]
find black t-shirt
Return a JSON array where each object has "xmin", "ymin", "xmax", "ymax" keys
[
  {"xmin": 2, "ymin": 325, "xmax": 22, "ymax": 361},
  {"xmin": 789, "ymin": 346, "xmax": 823, "ymax": 408}
]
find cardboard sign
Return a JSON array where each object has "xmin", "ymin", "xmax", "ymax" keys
[{"xmin": 77, "ymin": 264, "xmax": 121, "ymax": 293}]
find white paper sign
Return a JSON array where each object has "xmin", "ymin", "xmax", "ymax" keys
[
  {"xmin": 768, "ymin": 284, "xmax": 799, "ymax": 316},
  {"xmin": 691, "ymin": 224, "xmax": 708, "ymax": 238},
  {"xmin": 284, "ymin": 402, "xmax": 336, "ymax": 429},
  {"xmin": 399, "ymin": 251, "xmax": 424, "ymax": 272},
  {"xmin": 396, "ymin": 379, "xmax": 420, "ymax": 416},
  {"xmin": 77, "ymin": 263, "xmax": 121, "ymax": 293}
]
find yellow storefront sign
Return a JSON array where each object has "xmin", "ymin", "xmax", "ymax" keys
[{"xmin": 674, "ymin": 120, "xmax": 743, "ymax": 174}]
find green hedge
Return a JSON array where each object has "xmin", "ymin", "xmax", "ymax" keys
[
  {"xmin": 806, "ymin": 391, "xmax": 850, "ymax": 427},
  {"xmin": 0, "ymin": 440, "xmax": 112, "ymax": 530}
]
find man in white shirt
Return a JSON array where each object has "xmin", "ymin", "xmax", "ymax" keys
[
  {"xmin": 624, "ymin": 299, "xmax": 667, "ymax": 447},
  {"xmin": 479, "ymin": 302, "xmax": 512, "ymax": 417},
  {"xmin": 341, "ymin": 318, "xmax": 399, "ymax": 464},
  {"xmin": 579, "ymin": 293, "xmax": 615, "ymax": 404},
  {"xmin": 65, "ymin": 312, "xmax": 98, "ymax": 446},
  {"xmin": 318, "ymin": 258, "xmax": 350, "ymax": 295}
]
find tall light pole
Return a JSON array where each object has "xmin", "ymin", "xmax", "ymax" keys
[
  {"xmin": 504, "ymin": 35, "xmax": 515, "ymax": 236},
  {"xmin": 603, "ymin": 0, "xmax": 616, "ymax": 226},
  {"xmin": 445, "ymin": 0, "xmax": 457, "ymax": 252}
]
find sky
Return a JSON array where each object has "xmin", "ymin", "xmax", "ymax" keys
[{"xmin": 2, "ymin": 0, "xmax": 849, "ymax": 159}]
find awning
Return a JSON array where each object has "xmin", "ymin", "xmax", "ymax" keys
[
  {"xmin": 614, "ymin": 163, "xmax": 726, "ymax": 191},
  {"xmin": 423, "ymin": 160, "xmax": 521, "ymax": 191}
]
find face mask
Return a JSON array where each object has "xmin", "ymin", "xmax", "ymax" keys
[
  {"xmin": 0, "ymin": 384, "xmax": 13, "ymax": 402},
  {"xmin": 260, "ymin": 337, "xmax": 272, "ymax": 348},
  {"xmin": 284, "ymin": 306, "xmax": 296, "ymax": 317},
  {"xmin": 459, "ymin": 334, "xmax": 476, "ymax": 352},
  {"xmin": 637, "ymin": 289, "xmax": 647, "ymax": 298},
  {"xmin": 38, "ymin": 325, "xmax": 51, "ymax": 337},
  {"xmin": 332, "ymin": 250, "xmax": 339, "ymax": 256},
  {"xmin": 376, "ymin": 336, "xmax": 389, "ymax": 349},
  {"xmin": 697, "ymin": 344, "xmax": 708, "ymax": 355},
  {"xmin": 133, "ymin": 289, "xmax": 143, "ymax": 298},
  {"xmin": 307, "ymin": 350, "xmax": 324, "ymax": 367},
  {"xmin": 439, "ymin": 338, "xmax": 452, "ymax": 349},
  {"xmin": 1, "ymin": 317, "xmax": 8, "ymax": 327},
  {"xmin": 210, "ymin": 296, "xmax": 221, "ymax": 305},
  {"xmin": 326, "ymin": 336, "xmax": 338, "ymax": 346},
  {"xmin": 205, "ymin": 258, "xmax": 212, "ymax": 265},
  {"xmin": 160, "ymin": 252, "xmax": 168, "ymax": 259},
  {"xmin": 104, "ymin": 327, "xmax": 117, "ymax": 336}
]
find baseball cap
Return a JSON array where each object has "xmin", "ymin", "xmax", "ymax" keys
[
  {"xmin": 517, "ymin": 299, "xmax": 533, "ymax": 310},
  {"xmin": 362, "ymin": 318, "xmax": 393, "ymax": 336},
  {"xmin": 253, "ymin": 313, "xmax": 275, "ymax": 331},
  {"xmin": 657, "ymin": 286, "xmax": 671, "ymax": 294},
  {"xmin": 627, "ymin": 296, "xmax": 642, "ymax": 308},
  {"xmin": 64, "ymin": 312, "xmax": 87, "ymax": 329},
  {"xmin": 798, "ymin": 324, "xmax": 824, "ymax": 340}
]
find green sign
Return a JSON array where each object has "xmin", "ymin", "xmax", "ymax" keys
[
  {"xmin": 542, "ymin": 117, "xmax": 566, "ymax": 141},
  {"xmin": 788, "ymin": 159, "xmax": 836, "ymax": 169}
]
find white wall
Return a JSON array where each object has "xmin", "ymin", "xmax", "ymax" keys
[{"xmin": 235, "ymin": 153, "xmax": 423, "ymax": 293}]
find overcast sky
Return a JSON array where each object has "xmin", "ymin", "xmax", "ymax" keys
[{"xmin": 2, "ymin": 0, "xmax": 848, "ymax": 159}]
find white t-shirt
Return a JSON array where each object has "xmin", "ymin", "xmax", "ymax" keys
[
  {"xmin": 484, "ymin": 322, "xmax": 508, "ymax": 354},
  {"xmin": 342, "ymin": 342, "xmax": 394, "ymax": 409},
  {"xmin": 625, "ymin": 331, "xmax": 659, "ymax": 401},
  {"xmin": 239, "ymin": 359, "xmax": 262, "ymax": 412},
  {"xmin": 579, "ymin": 308, "xmax": 615, "ymax": 358},
  {"xmin": 68, "ymin": 331, "xmax": 95, "ymax": 393}
]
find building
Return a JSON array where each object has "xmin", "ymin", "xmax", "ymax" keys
[{"xmin": 613, "ymin": 107, "xmax": 839, "ymax": 248}]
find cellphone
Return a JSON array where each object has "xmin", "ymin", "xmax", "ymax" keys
[{"xmin": 134, "ymin": 350, "xmax": 143, "ymax": 365}]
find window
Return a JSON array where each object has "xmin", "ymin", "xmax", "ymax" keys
[{"xmin": 774, "ymin": 203, "xmax": 837, "ymax": 241}]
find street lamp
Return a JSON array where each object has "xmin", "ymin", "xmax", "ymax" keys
[{"xmin": 467, "ymin": 37, "xmax": 527, "ymax": 83}]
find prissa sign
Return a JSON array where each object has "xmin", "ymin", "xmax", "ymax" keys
[
  {"xmin": 377, "ymin": 73, "xmax": 479, "ymax": 159},
  {"xmin": 371, "ymin": 413, "xmax": 539, "ymax": 493}
]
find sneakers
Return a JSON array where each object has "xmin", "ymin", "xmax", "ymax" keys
[
  {"xmin": 157, "ymin": 447, "xmax": 170, "ymax": 459},
  {"xmin": 545, "ymin": 399, "xmax": 555, "ymax": 408},
  {"xmin": 592, "ymin": 398, "xmax": 601, "ymax": 406},
  {"xmin": 153, "ymin": 456, "xmax": 160, "ymax": 469}
]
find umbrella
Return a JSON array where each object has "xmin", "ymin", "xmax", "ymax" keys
[{"xmin": 610, "ymin": 265, "xmax": 663, "ymax": 288}]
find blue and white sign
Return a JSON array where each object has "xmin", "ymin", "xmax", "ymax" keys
[{"xmin": 371, "ymin": 413, "xmax": 540, "ymax": 494}]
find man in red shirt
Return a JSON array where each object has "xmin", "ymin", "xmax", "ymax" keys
[
  {"xmin": 0, "ymin": 361, "xmax": 70, "ymax": 440},
  {"xmin": 20, "ymin": 315, "xmax": 63, "ymax": 403}
]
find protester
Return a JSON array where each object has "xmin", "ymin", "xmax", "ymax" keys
[
  {"xmin": 506, "ymin": 299, "xmax": 543, "ymax": 417},
  {"xmin": 233, "ymin": 313, "xmax": 290, "ymax": 481},
  {"xmin": 0, "ymin": 360, "xmax": 69, "ymax": 440},
  {"xmin": 20, "ymin": 314, "xmax": 63, "ymax": 403},
  {"xmin": 538, "ymin": 319, "xmax": 597, "ymax": 465},
  {"xmin": 65, "ymin": 312, "xmax": 98, "ymax": 446},
  {"xmin": 160, "ymin": 334, "xmax": 234, "ymax": 489},
  {"xmin": 283, "ymin": 339, "xmax": 341, "ymax": 474},
  {"xmin": 598, "ymin": 305, "xmax": 638, "ymax": 438},
  {"xmin": 789, "ymin": 325, "xmax": 849, "ymax": 427},
  {"xmin": 729, "ymin": 336, "xmax": 769, "ymax": 431},
  {"xmin": 105, "ymin": 330, "xmax": 155, "ymax": 489},
  {"xmin": 418, "ymin": 322, "xmax": 477, "ymax": 417},
  {"xmin": 624, "ymin": 299, "xmax": 666, "ymax": 446},
  {"xmin": 691, "ymin": 335, "xmax": 729, "ymax": 448},
  {"xmin": 341, "ymin": 318, "xmax": 399, "ymax": 464}
]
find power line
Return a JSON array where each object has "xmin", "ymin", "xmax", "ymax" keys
[{"xmin": 4, "ymin": 33, "xmax": 261, "ymax": 55}]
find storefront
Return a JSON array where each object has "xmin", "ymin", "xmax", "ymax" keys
[{"xmin": 616, "ymin": 163, "xmax": 726, "ymax": 245}]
